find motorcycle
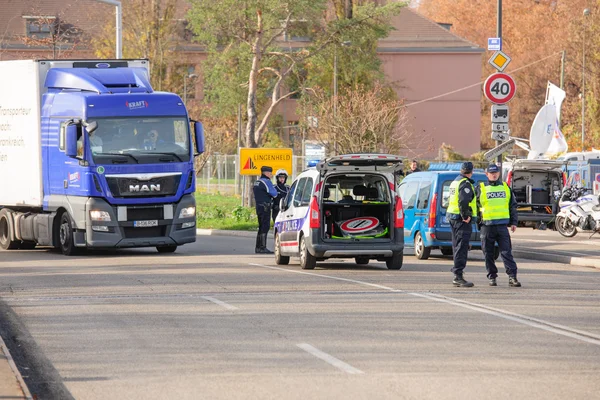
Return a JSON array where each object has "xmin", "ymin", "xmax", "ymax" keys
[{"xmin": 555, "ymin": 186, "xmax": 600, "ymax": 237}]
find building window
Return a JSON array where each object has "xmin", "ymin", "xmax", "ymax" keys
[{"xmin": 24, "ymin": 16, "xmax": 56, "ymax": 38}]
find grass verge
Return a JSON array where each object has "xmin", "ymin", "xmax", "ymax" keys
[{"xmin": 195, "ymin": 192, "xmax": 259, "ymax": 230}]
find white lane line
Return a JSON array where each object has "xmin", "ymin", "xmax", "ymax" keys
[
  {"xmin": 248, "ymin": 263, "xmax": 404, "ymax": 293},
  {"xmin": 201, "ymin": 296, "xmax": 238, "ymax": 310},
  {"xmin": 249, "ymin": 263, "xmax": 600, "ymax": 347},
  {"xmin": 297, "ymin": 343, "xmax": 364, "ymax": 374},
  {"xmin": 515, "ymin": 238, "xmax": 600, "ymax": 247}
]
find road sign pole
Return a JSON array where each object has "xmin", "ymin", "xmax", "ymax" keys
[{"xmin": 497, "ymin": 0, "xmax": 503, "ymax": 167}]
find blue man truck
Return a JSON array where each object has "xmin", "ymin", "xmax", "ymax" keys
[{"xmin": 0, "ymin": 59, "xmax": 204, "ymax": 255}]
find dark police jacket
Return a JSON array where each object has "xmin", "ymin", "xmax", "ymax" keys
[
  {"xmin": 475, "ymin": 180, "xmax": 518, "ymax": 226},
  {"xmin": 253, "ymin": 175, "xmax": 277, "ymax": 209},
  {"xmin": 273, "ymin": 183, "xmax": 290, "ymax": 210}
]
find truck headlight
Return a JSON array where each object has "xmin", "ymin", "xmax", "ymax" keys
[
  {"xmin": 179, "ymin": 206, "xmax": 196, "ymax": 218},
  {"xmin": 90, "ymin": 210, "xmax": 111, "ymax": 221}
]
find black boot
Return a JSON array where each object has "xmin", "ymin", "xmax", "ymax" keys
[
  {"xmin": 255, "ymin": 234, "xmax": 262, "ymax": 254},
  {"xmin": 259, "ymin": 234, "xmax": 273, "ymax": 254},
  {"xmin": 509, "ymin": 276, "xmax": 521, "ymax": 287},
  {"xmin": 453, "ymin": 274, "xmax": 474, "ymax": 287}
]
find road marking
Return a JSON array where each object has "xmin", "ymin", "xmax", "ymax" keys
[
  {"xmin": 250, "ymin": 263, "xmax": 600, "ymax": 347},
  {"xmin": 297, "ymin": 343, "xmax": 364, "ymax": 374},
  {"xmin": 515, "ymin": 238, "xmax": 600, "ymax": 246},
  {"xmin": 201, "ymin": 296, "xmax": 238, "ymax": 310}
]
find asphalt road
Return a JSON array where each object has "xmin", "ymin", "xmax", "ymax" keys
[{"xmin": 1, "ymin": 236, "xmax": 599, "ymax": 400}]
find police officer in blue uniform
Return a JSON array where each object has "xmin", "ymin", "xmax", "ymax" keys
[
  {"xmin": 447, "ymin": 162, "xmax": 476, "ymax": 287},
  {"xmin": 272, "ymin": 169, "xmax": 290, "ymax": 223},
  {"xmin": 477, "ymin": 164, "xmax": 521, "ymax": 287},
  {"xmin": 253, "ymin": 165, "xmax": 277, "ymax": 253}
]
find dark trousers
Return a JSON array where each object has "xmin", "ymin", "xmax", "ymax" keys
[
  {"xmin": 450, "ymin": 220, "xmax": 472, "ymax": 275},
  {"xmin": 272, "ymin": 206, "xmax": 280, "ymax": 223},
  {"xmin": 256, "ymin": 203, "xmax": 271, "ymax": 249},
  {"xmin": 480, "ymin": 224, "xmax": 518, "ymax": 279}
]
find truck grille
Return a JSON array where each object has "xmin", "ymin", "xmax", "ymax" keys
[
  {"xmin": 106, "ymin": 175, "xmax": 180, "ymax": 198},
  {"xmin": 127, "ymin": 206, "xmax": 164, "ymax": 221}
]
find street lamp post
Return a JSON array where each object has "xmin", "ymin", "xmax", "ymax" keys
[
  {"xmin": 582, "ymin": 8, "xmax": 591, "ymax": 151},
  {"xmin": 93, "ymin": 0, "xmax": 122, "ymax": 59},
  {"xmin": 183, "ymin": 73, "xmax": 198, "ymax": 105}
]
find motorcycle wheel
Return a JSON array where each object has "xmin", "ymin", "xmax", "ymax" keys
[{"xmin": 556, "ymin": 216, "xmax": 577, "ymax": 237}]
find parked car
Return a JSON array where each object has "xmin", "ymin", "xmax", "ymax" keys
[
  {"xmin": 502, "ymin": 159, "xmax": 565, "ymax": 228},
  {"xmin": 398, "ymin": 170, "xmax": 492, "ymax": 260},
  {"xmin": 273, "ymin": 154, "xmax": 405, "ymax": 270}
]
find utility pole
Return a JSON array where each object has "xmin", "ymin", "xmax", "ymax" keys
[
  {"xmin": 496, "ymin": 0, "xmax": 502, "ymax": 167},
  {"xmin": 560, "ymin": 50, "xmax": 566, "ymax": 90}
]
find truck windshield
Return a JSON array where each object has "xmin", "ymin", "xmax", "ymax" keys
[{"xmin": 86, "ymin": 117, "xmax": 190, "ymax": 163}]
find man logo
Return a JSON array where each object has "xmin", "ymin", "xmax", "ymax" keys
[
  {"xmin": 129, "ymin": 184, "xmax": 161, "ymax": 192},
  {"xmin": 487, "ymin": 191, "xmax": 507, "ymax": 199}
]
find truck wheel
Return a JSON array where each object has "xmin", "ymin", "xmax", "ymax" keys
[
  {"xmin": 0, "ymin": 209, "xmax": 19, "ymax": 250},
  {"xmin": 299, "ymin": 236, "xmax": 316, "ymax": 270},
  {"xmin": 157, "ymin": 245, "xmax": 177, "ymax": 253},
  {"xmin": 355, "ymin": 257, "xmax": 369, "ymax": 265},
  {"xmin": 385, "ymin": 252, "xmax": 403, "ymax": 270},
  {"xmin": 414, "ymin": 232, "xmax": 431, "ymax": 260},
  {"xmin": 59, "ymin": 212, "xmax": 78, "ymax": 256},
  {"xmin": 274, "ymin": 233, "xmax": 290, "ymax": 265}
]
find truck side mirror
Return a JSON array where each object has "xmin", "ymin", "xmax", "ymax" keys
[
  {"xmin": 194, "ymin": 121, "xmax": 205, "ymax": 155},
  {"xmin": 65, "ymin": 125, "xmax": 79, "ymax": 158}
]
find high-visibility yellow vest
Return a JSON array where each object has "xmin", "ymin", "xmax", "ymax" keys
[
  {"xmin": 447, "ymin": 177, "xmax": 476, "ymax": 216},
  {"xmin": 479, "ymin": 182, "xmax": 511, "ymax": 221}
]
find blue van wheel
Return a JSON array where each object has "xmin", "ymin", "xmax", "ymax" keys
[{"xmin": 414, "ymin": 232, "xmax": 431, "ymax": 260}]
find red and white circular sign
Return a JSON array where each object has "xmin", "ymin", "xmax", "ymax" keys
[
  {"xmin": 484, "ymin": 73, "xmax": 516, "ymax": 104},
  {"xmin": 339, "ymin": 217, "xmax": 380, "ymax": 234}
]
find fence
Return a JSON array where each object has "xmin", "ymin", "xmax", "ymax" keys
[
  {"xmin": 196, "ymin": 154, "xmax": 310, "ymax": 195},
  {"xmin": 196, "ymin": 155, "xmax": 491, "ymax": 195}
]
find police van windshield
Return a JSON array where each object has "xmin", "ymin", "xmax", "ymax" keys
[{"xmin": 84, "ymin": 117, "xmax": 190, "ymax": 164}]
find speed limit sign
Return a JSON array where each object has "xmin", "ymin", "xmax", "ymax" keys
[{"xmin": 484, "ymin": 73, "xmax": 516, "ymax": 104}]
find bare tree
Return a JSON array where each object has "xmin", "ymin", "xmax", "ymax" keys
[{"xmin": 299, "ymin": 82, "xmax": 433, "ymax": 157}]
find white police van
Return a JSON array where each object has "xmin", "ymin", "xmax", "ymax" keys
[{"xmin": 273, "ymin": 154, "xmax": 405, "ymax": 270}]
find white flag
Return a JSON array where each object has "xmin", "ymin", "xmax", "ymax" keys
[{"xmin": 545, "ymin": 81, "xmax": 568, "ymax": 156}]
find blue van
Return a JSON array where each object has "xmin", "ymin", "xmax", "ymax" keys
[{"xmin": 398, "ymin": 171, "xmax": 489, "ymax": 260}]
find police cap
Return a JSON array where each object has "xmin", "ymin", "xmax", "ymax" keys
[
  {"xmin": 460, "ymin": 161, "xmax": 474, "ymax": 174},
  {"xmin": 486, "ymin": 164, "xmax": 500, "ymax": 173},
  {"xmin": 261, "ymin": 165, "xmax": 273, "ymax": 173}
]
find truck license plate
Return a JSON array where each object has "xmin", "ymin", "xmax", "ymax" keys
[{"xmin": 134, "ymin": 220, "xmax": 158, "ymax": 228}]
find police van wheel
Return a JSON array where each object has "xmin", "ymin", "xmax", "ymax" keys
[
  {"xmin": 440, "ymin": 247, "xmax": 453, "ymax": 256},
  {"xmin": 414, "ymin": 232, "xmax": 431, "ymax": 260},
  {"xmin": 0, "ymin": 209, "xmax": 19, "ymax": 251},
  {"xmin": 355, "ymin": 257, "xmax": 369, "ymax": 265},
  {"xmin": 274, "ymin": 233, "xmax": 290, "ymax": 265},
  {"xmin": 385, "ymin": 252, "xmax": 403, "ymax": 270},
  {"xmin": 299, "ymin": 236, "xmax": 316, "ymax": 270}
]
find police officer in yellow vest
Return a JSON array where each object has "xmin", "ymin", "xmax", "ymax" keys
[
  {"xmin": 447, "ymin": 162, "xmax": 477, "ymax": 287},
  {"xmin": 477, "ymin": 164, "xmax": 521, "ymax": 287}
]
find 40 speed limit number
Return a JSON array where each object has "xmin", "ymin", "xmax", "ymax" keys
[{"xmin": 484, "ymin": 73, "xmax": 516, "ymax": 104}]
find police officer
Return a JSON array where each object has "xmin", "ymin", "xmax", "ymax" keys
[
  {"xmin": 272, "ymin": 169, "xmax": 290, "ymax": 222},
  {"xmin": 477, "ymin": 164, "xmax": 521, "ymax": 287},
  {"xmin": 253, "ymin": 165, "xmax": 277, "ymax": 254},
  {"xmin": 447, "ymin": 162, "xmax": 476, "ymax": 287}
]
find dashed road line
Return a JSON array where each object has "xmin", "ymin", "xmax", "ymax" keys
[
  {"xmin": 201, "ymin": 296, "xmax": 238, "ymax": 310},
  {"xmin": 297, "ymin": 343, "xmax": 364, "ymax": 374}
]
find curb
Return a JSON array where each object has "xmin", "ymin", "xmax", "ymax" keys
[
  {"xmin": 0, "ymin": 334, "xmax": 32, "ymax": 400},
  {"xmin": 513, "ymin": 249, "xmax": 600, "ymax": 270},
  {"xmin": 196, "ymin": 229, "xmax": 257, "ymax": 238}
]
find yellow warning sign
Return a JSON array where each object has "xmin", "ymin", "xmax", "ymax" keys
[
  {"xmin": 488, "ymin": 50, "xmax": 511, "ymax": 72},
  {"xmin": 239, "ymin": 148, "xmax": 293, "ymax": 176}
]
